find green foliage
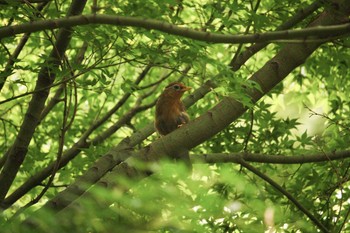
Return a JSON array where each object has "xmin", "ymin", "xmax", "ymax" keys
[
  {"xmin": 1, "ymin": 0, "xmax": 350, "ymax": 232},
  {"xmin": 6, "ymin": 161, "xmax": 309, "ymax": 233}
]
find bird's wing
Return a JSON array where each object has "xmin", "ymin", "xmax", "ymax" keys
[{"xmin": 177, "ymin": 112, "xmax": 190, "ymax": 125}]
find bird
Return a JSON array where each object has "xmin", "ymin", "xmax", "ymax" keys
[
  {"xmin": 155, "ymin": 82, "xmax": 191, "ymax": 136},
  {"xmin": 155, "ymin": 82, "xmax": 192, "ymax": 169}
]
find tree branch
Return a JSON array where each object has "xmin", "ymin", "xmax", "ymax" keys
[
  {"xmin": 0, "ymin": 0, "xmax": 50, "ymax": 4},
  {"xmin": 1, "ymin": 63, "xmax": 182, "ymax": 209},
  {"xmin": 238, "ymin": 158, "xmax": 329, "ymax": 233},
  {"xmin": 0, "ymin": 14, "xmax": 349, "ymax": 43},
  {"xmin": 46, "ymin": 2, "xmax": 350, "ymax": 228},
  {"xmin": 34, "ymin": 81, "xmax": 214, "ymax": 213},
  {"xmin": 230, "ymin": 0, "xmax": 324, "ymax": 70},
  {"xmin": 0, "ymin": 88, "xmax": 148, "ymax": 209},
  {"xmin": 0, "ymin": 2, "xmax": 48, "ymax": 92},
  {"xmin": 200, "ymin": 150, "xmax": 350, "ymax": 164},
  {"xmin": 22, "ymin": 1, "xmax": 350, "ymax": 230}
]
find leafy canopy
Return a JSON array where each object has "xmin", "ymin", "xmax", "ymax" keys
[{"xmin": 1, "ymin": 0, "xmax": 350, "ymax": 233}]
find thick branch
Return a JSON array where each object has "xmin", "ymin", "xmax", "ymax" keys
[
  {"xmin": 144, "ymin": 2, "xmax": 350, "ymax": 171},
  {"xmin": 1, "ymin": 65, "xmax": 163, "ymax": 209},
  {"xmin": 36, "ymin": 81, "xmax": 214, "ymax": 213},
  {"xmin": 200, "ymin": 150, "xmax": 350, "ymax": 164},
  {"xmin": 60, "ymin": 3, "xmax": 350, "ymax": 231},
  {"xmin": 26, "ymin": 1, "xmax": 350, "ymax": 230},
  {"xmin": 1, "ymin": 97, "xmax": 149, "ymax": 209},
  {"xmin": 0, "ymin": 14, "xmax": 349, "ymax": 43}
]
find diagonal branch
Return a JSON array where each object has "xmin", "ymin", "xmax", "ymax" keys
[
  {"xmin": 146, "ymin": 3, "xmax": 350, "ymax": 160},
  {"xmin": 36, "ymin": 81, "xmax": 214, "ymax": 213},
  {"xmin": 0, "ymin": 61, "xmax": 178, "ymax": 209},
  {"xmin": 24, "ymin": 1, "xmax": 350, "ymax": 229},
  {"xmin": 46, "ymin": 1, "xmax": 350, "ymax": 229}
]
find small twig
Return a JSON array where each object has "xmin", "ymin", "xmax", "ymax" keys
[
  {"xmin": 338, "ymin": 206, "xmax": 350, "ymax": 233},
  {"xmin": 137, "ymin": 69, "xmax": 176, "ymax": 90},
  {"xmin": 230, "ymin": 0, "xmax": 262, "ymax": 68},
  {"xmin": 0, "ymin": 1, "xmax": 49, "ymax": 91},
  {"xmin": 0, "ymin": 58, "xmax": 131, "ymax": 105},
  {"xmin": 38, "ymin": 183, "xmax": 68, "ymax": 188},
  {"xmin": 201, "ymin": 150, "xmax": 350, "ymax": 164},
  {"xmin": 11, "ymin": 82, "xmax": 70, "ymax": 217},
  {"xmin": 239, "ymin": 158, "xmax": 329, "ymax": 233},
  {"xmin": 243, "ymin": 109, "xmax": 254, "ymax": 151},
  {"xmin": 230, "ymin": 0, "xmax": 324, "ymax": 70},
  {"xmin": 305, "ymin": 104, "xmax": 350, "ymax": 131}
]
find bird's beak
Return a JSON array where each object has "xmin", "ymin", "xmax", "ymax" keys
[{"xmin": 182, "ymin": 86, "xmax": 191, "ymax": 92}]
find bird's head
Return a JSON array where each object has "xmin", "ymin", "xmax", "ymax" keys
[{"xmin": 161, "ymin": 82, "xmax": 191, "ymax": 99}]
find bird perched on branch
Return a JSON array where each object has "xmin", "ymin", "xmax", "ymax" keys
[
  {"xmin": 155, "ymin": 82, "xmax": 191, "ymax": 136},
  {"xmin": 155, "ymin": 82, "xmax": 192, "ymax": 169}
]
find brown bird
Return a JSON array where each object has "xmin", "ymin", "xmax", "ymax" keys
[{"xmin": 155, "ymin": 82, "xmax": 191, "ymax": 136}]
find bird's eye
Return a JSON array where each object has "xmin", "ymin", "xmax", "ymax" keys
[{"xmin": 173, "ymin": 85, "xmax": 181, "ymax": 90}]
